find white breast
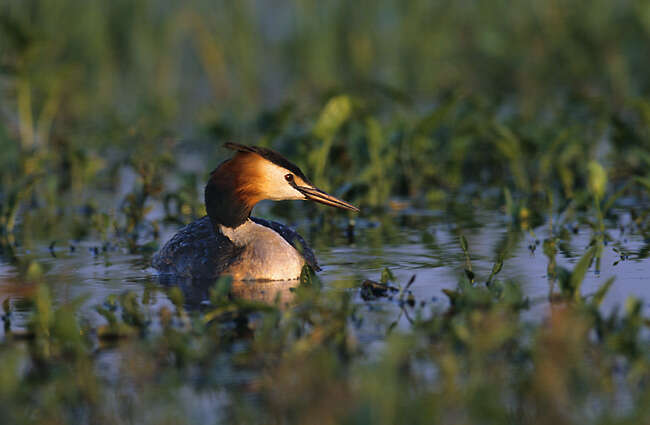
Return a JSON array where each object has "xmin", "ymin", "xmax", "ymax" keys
[{"xmin": 219, "ymin": 220, "xmax": 306, "ymax": 281}]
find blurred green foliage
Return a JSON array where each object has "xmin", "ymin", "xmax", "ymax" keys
[
  {"xmin": 1, "ymin": 0, "xmax": 650, "ymax": 229},
  {"xmin": 0, "ymin": 247, "xmax": 649, "ymax": 424},
  {"xmin": 4, "ymin": 0, "xmax": 650, "ymax": 120},
  {"xmin": 2, "ymin": 1, "xmax": 650, "ymax": 423}
]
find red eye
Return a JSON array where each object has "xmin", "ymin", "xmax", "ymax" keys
[{"xmin": 284, "ymin": 174, "xmax": 294, "ymax": 182}]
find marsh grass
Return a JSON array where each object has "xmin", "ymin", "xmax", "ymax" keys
[
  {"xmin": 2, "ymin": 90, "xmax": 650, "ymax": 422},
  {"xmin": 2, "ymin": 0, "xmax": 650, "ymax": 423},
  {"xmin": 0, "ymin": 235, "xmax": 649, "ymax": 424}
]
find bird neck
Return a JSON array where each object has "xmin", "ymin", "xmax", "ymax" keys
[{"xmin": 205, "ymin": 160, "xmax": 260, "ymax": 229}]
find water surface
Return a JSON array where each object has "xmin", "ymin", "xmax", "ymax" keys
[{"xmin": 2, "ymin": 201, "xmax": 648, "ymax": 340}]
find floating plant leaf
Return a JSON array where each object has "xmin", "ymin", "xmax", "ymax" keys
[{"xmin": 380, "ymin": 267, "xmax": 396, "ymax": 284}]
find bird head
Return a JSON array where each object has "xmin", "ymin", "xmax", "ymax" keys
[{"xmin": 205, "ymin": 143, "xmax": 359, "ymax": 228}]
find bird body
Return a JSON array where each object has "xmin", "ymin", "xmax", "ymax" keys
[
  {"xmin": 218, "ymin": 219, "xmax": 307, "ymax": 280},
  {"xmin": 152, "ymin": 143, "xmax": 358, "ymax": 281},
  {"xmin": 152, "ymin": 215, "xmax": 318, "ymax": 280}
]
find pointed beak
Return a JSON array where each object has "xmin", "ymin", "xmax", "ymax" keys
[{"xmin": 296, "ymin": 185, "xmax": 360, "ymax": 212}]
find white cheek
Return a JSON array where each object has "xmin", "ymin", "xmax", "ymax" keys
[
  {"xmin": 259, "ymin": 162, "xmax": 307, "ymax": 200},
  {"xmin": 269, "ymin": 184, "xmax": 305, "ymax": 200}
]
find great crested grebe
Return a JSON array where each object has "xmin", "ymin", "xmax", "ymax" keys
[{"xmin": 152, "ymin": 143, "xmax": 359, "ymax": 281}]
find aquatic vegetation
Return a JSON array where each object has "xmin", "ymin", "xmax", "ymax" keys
[
  {"xmin": 0, "ymin": 237, "xmax": 648, "ymax": 424},
  {"xmin": 2, "ymin": 0, "xmax": 650, "ymax": 423}
]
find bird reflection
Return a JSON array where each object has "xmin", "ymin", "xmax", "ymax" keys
[{"xmin": 157, "ymin": 274, "xmax": 297, "ymax": 309}]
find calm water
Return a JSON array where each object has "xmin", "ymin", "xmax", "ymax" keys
[{"xmin": 1, "ymin": 199, "xmax": 649, "ymax": 341}]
